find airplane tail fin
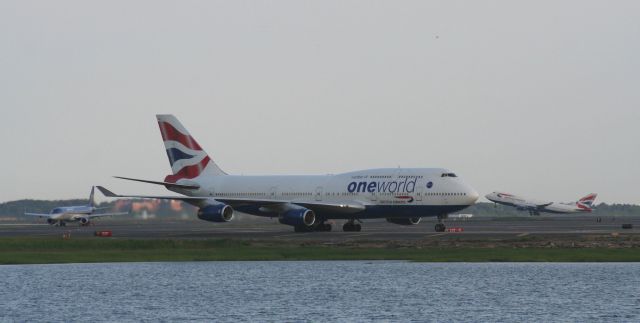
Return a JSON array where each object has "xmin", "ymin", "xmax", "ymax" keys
[
  {"xmin": 156, "ymin": 114, "xmax": 227, "ymax": 183},
  {"xmin": 576, "ymin": 193, "xmax": 597, "ymax": 211},
  {"xmin": 89, "ymin": 186, "xmax": 96, "ymax": 208}
]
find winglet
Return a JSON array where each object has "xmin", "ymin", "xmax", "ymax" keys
[{"xmin": 97, "ymin": 186, "xmax": 120, "ymax": 198}]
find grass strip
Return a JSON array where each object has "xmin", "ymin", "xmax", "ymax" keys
[{"xmin": 1, "ymin": 237, "xmax": 639, "ymax": 264}]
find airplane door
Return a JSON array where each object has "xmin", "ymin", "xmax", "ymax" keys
[
  {"xmin": 416, "ymin": 186, "xmax": 423, "ymax": 202},
  {"xmin": 315, "ymin": 187, "xmax": 323, "ymax": 201},
  {"xmin": 270, "ymin": 186, "xmax": 277, "ymax": 200}
]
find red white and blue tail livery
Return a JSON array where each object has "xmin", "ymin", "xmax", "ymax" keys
[{"xmin": 158, "ymin": 114, "xmax": 226, "ymax": 183}]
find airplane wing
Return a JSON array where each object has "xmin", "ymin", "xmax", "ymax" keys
[
  {"xmin": 24, "ymin": 212, "xmax": 51, "ymax": 218},
  {"xmin": 514, "ymin": 202, "xmax": 552, "ymax": 210},
  {"xmin": 212, "ymin": 198, "xmax": 366, "ymax": 214},
  {"xmin": 96, "ymin": 186, "xmax": 366, "ymax": 214},
  {"xmin": 88, "ymin": 212, "xmax": 130, "ymax": 219},
  {"xmin": 291, "ymin": 201, "xmax": 366, "ymax": 214},
  {"xmin": 113, "ymin": 176, "xmax": 200, "ymax": 190},
  {"xmin": 97, "ymin": 186, "xmax": 211, "ymax": 207}
]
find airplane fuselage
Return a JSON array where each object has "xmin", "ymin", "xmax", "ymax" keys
[
  {"xmin": 48, "ymin": 206, "xmax": 94, "ymax": 222},
  {"xmin": 171, "ymin": 168, "xmax": 478, "ymax": 220}
]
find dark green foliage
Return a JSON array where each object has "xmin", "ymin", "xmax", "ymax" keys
[
  {"xmin": 4, "ymin": 198, "xmax": 640, "ymax": 219},
  {"xmin": 1, "ymin": 199, "xmax": 90, "ymax": 216},
  {"xmin": 0, "ymin": 199, "xmax": 197, "ymax": 219},
  {"xmin": 0, "ymin": 237, "xmax": 639, "ymax": 264}
]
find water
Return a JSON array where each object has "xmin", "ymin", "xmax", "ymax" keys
[{"xmin": 1, "ymin": 262, "xmax": 639, "ymax": 322}]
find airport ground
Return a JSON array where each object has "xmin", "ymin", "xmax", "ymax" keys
[
  {"xmin": 1, "ymin": 216, "xmax": 640, "ymax": 264},
  {"xmin": 1, "ymin": 215, "xmax": 638, "ymax": 243}
]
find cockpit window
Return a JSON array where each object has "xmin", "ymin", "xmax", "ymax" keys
[
  {"xmin": 441, "ymin": 173, "xmax": 457, "ymax": 178},
  {"xmin": 51, "ymin": 208, "xmax": 63, "ymax": 214}
]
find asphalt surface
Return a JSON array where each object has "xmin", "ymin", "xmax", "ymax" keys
[{"xmin": 1, "ymin": 216, "xmax": 638, "ymax": 241}]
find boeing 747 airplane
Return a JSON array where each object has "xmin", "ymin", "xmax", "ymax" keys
[
  {"xmin": 24, "ymin": 187, "xmax": 129, "ymax": 226},
  {"xmin": 98, "ymin": 115, "xmax": 479, "ymax": 232},
  {"xmin": 485, "ymin": 192, "xmax": 597, "ymax": 216}
]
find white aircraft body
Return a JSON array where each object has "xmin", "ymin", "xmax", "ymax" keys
[
  {"xmin": 24, "ymin": 187, "xmax": 129, "ymax": 226},
  {"xmin": 98, "ymin": 115, "xmax": 479, "ymax": 232},
  {"xmin": 485, "ymin": 192, "xmax": 597, "ymax": 216}
]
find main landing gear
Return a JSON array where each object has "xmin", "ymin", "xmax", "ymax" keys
[
  {"xmin": 434, "ymin": 215, "xmax": 446, "ymax": 232},
  {"xmin": 343, "ymin": 219, "xmax": 362, "ymax": 232},
  {"xmin": 316, "ymin": 222, "xmax": 332, "ymax": 232},
  {"xmin": 294, "ymin": 221, "xmax": 332, "ymax": 232}
]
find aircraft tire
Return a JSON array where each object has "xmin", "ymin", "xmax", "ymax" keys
[{"xmin": 294, "ymin": 225, "xmax": 310, "ymax": 233}]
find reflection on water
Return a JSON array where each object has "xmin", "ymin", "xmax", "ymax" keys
[{"xmin": 1, "ymin": 262, "xmax": 639, "ymax": 322}]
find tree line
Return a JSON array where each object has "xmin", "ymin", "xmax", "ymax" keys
[{"xmin": 1, "ymin": 199, "xmax": 639, "ymax": 218}]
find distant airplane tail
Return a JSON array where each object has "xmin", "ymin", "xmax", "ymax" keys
[
  {"xmin": 89, "ymin": 186, "xmax": 96, "ymax": 208},
  {"xmin": 156, "ymin": 114, "xmax": 226, "ymax": 183},
  {"xmin": 576, "ymin": 193, "xmax": 597, "ymax": 211}
]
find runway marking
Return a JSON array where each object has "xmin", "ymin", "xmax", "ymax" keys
[
  {"xmin": 425, "ymin": 233, "xmax": 446, "ymax": 237},
  {"xmin": 346, "ymin": 233, "xmax": 373, "ymax": 238},
  {"xmin": 273, "ymin": 233, "xmax": 306, "ymax": 239},
  {"xmin": 517, "ymin": 233, "xmax": 529, "ymax": 237}
]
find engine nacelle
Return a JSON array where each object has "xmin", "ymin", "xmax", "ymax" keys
[
  {"xmin": 197, "ymin": 203, "xmax": 234, "ymax": 223},
  {"xmin": 79, "ymin": 217, "xmax": 90, "ymax": 225},
  {"xmin": 386, "ymin": 217, "xmax": 421, "ymax": 226},
  {"xmin": 279, "ymin": 208, "xmax": 316, "ymax": 227}
]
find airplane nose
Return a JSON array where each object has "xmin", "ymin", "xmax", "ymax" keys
[{"xmin": 468, "ymin": 189, "xmax": 479, "ymax": 204}]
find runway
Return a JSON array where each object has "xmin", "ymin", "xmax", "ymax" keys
[{"xmin": 1, "ymin": 216, "xmax": 638, "ymax": 241}]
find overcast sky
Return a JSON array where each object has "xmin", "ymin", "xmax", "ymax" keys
[{"xmin": 1, "ymin": 1, "xmax": 638, "ymax": 204}]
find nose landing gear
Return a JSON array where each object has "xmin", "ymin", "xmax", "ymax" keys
[{"xmin": 434, "ymin": 215, "xmax": 447, "ymax": 232}]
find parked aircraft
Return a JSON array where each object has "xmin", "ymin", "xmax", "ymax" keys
[
  {"xmin": 485, "ymin": 192, "xmax": 597, "ymax": 215},
  {"xmin": 24, "ymin": 187, "xmax": 129, "ymax": 226},
  {"xmin": 98, "ymin": 115, "xmax": 479, "ymax": 232}
]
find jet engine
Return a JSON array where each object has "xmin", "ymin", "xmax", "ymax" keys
[
  {"xmin": 386, "ymin": 217, "xmax": 421, "ymax": 225},
  {"xmin": 79, "ymin": 217, "xmax": 90, "ymax": 225},
  {"xmin": 279, "ymin": 208, "xmax": 316, "ymax": 227},
  {"xmin": 197, "ymin": 203, "xmax": 234, "ymax": 223},
  {"xmin": 47, "ymin": 218, "xmax": 56, "ymax": 225}
]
